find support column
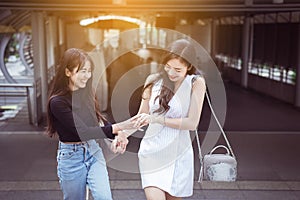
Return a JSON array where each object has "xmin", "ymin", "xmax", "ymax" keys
[
  {"xmin": 210, "ymin": 18, "xmax": 217, "ymax": 60},
  {"xmin": 295, "ymin": 21, "xmax": 300, "ymax": 108},
  {"xmin": 58, "ymin": 18, "xmax": 66, "ymax": 58},
  {"xmin": 48, "ymin": 16, "xmax": 59, "ymax": 82},
  {"xmin": 241, "ymin": 15, "xmax": 251, "ymax": 88},
  {"xmin": 0, "ymin": 34, "xmax": 16, "ymax": 83},
  {"xmin": 31, "ymin": 11, "xmax": 47, "ymax": 124}
]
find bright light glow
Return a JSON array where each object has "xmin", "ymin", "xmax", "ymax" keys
[
  {"xmin": 179, "ymin": 19, "xmax": 187, "ymax": 25},
  {"xmin": 112, "ymin": 0, "xmax": 126, "ymax": 5},
  {"xmin": 80, "ymin": 15, "xmax": 146, "ymax": 27},
  {"xmin": 196, "ymin": 19, "xmax": 206, "ymax": 26}
]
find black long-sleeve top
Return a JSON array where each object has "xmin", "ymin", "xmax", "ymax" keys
[{"xmin": 49, "ymin": 90, "xmax": 114, "ymax": 142}]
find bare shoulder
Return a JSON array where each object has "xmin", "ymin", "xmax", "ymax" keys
[
  {"xmin": 142, "ymin": 73, "xmax": 159, "ymax": 100},
  {"xmin": 193, "ymin": 75, "xmax": 205, "ymax": 86},
  {"xmin": 192, "ymin": 75, "xmax": 206, "ymax": 93},
  {"xmin": 145, "ymin": 73, "xmax": 160, "ymax": 85}
]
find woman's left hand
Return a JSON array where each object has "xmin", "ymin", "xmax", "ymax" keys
[
  {"xmin": 111, "ymin": 131, "xmax": 128, "ymax": 154},
  {"xmin": 111, "ymin": 137, "xmax": 127, "ymax": 154}
]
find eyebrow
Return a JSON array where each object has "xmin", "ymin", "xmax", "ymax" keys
[
  {"xmin": 166, "ymin": 63, "xmax": 184, "ymax": 70},
  {"xmin": 80, "ymin": 66, "xmax": 92, "ymax": 70}
]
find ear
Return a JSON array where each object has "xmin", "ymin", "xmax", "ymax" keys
[
  {"xmin": 187, "ymin": 65, "xmax": 192, "ymax": 71},
  {"xmin": 65, "ymin": 68, "xmax": 71, "ymax": 77}
]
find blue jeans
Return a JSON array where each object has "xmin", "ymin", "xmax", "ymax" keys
[{"xmin": 57, "ymin": 140, "xmax": 113, "ymax": 200}]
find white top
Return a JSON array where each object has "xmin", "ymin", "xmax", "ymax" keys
[{"xmin": 138, "ymin": 74, "xmax": 195, "ymax": 197}]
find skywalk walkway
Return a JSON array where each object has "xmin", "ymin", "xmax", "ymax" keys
[{"xmin": 1, "ymin": 81, "xmax": 300, "ymax": 199}]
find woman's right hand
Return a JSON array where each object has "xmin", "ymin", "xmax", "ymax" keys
[
  {"xmin": 131, "ymin": 113, "xmax": 165, "ymax": 128},
  {"xmin": 111, "ymin": 131, "xmax": 129, "ymax": 154}
]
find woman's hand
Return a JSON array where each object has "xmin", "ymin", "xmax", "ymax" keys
[
  {"xmin": 111, "ymin": 131, "xmax": 129, "ymax": 154},
  {"xmin": 132, "ymin": 113, "xmax": 165, "ymax": 128},
  {"xmin": 110, "ymin": 137, "xmax": 127, "ymax": 154},
  {"xmin": 131, "ymin": 113, "xmax": 151, "ymax": 128},
  {"xmin": 110, "ymin": 137, "xmax": 119, "ymax": 153},
  {"xmin": 111, "ymin": 137, "xmax": 127, "ymax": 154}
]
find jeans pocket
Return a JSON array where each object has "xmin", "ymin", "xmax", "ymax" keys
[
  {"xmin": 57, "ymin": 150, "xmax": 84, "ymax": 181},
  {"xmin": 57, "ymin": 149, "xmax": 75, "ymax": 160}
]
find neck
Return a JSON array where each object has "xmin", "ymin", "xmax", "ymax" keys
[
  {"xmin": 68, "ymin": 83, "xmax": 78, "ymax": 91},
  {"xmin": 174, "ymin": 79, "xmax": 184, "ymax": 92}
]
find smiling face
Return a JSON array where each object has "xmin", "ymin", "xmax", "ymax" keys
[
  {"xmin": 164, "ymin": 58, "xmax": 189, "ymax": 83},
  {"xmin": 66, "ymin": 60, "xmax": 92, "ymax": 91}
]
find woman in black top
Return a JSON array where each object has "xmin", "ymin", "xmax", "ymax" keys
[{"xmin": 46, "ymin": 48, "xmax": 133, "ymax": 200}]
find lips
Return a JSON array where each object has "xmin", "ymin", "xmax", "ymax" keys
[
  {"xmin": 168, "ymin": 75, "xmax": 177, "ymax": 80},
  {"xmin": 75, "ymin": 80, "xmax": 87, "ymax": 87}
]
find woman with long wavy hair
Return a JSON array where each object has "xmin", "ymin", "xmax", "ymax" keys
[
  {"xmin": 133, "ymin": 39, "xmax": 206, "ymax": 200},
  {"xmin": 46, "ymin": 48, "xmax": 133, "ymax": 200}
]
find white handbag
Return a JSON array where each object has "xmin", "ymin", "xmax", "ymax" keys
[
  {"xmin": 203, "ymin": 145, "xmax": 237, "ymax": 181},
  {"xmin": 194, "ymin": 91, "xmax": 237, "ymax": 182}
]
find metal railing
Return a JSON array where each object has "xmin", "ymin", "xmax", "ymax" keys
[
  {"xmin": 0, "ymin": 83, "xmax": 33, "ymax": 124},
  {"xmin": 216, "ymin": 54, "xmax": 296, "ymax": 85}
]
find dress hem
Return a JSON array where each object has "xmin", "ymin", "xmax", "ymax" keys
[{"xmin": 142, "ymin": 184, "xmax": 193, "ymax": 198}]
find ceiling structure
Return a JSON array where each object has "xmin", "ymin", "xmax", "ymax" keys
[{"xmin": 1, "ymin": 0, "xmax": 300, "ymax": 32}]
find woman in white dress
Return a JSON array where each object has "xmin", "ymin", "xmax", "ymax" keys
[{"xmin": 133, "ymin": 39, "xmax": 206, "ymax": 200}]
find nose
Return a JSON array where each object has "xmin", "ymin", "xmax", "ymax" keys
[
  {"xmin": 167, "ymin": 68, "xmax": 176, "ymax": 76},
  {"xmin": 84, "ymin": 71, "xmax": 92, "ymax": 79}
]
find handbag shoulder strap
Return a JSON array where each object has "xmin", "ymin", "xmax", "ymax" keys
[
  {"xmin": 191, "ymin": 75, "xmax": 236, "ymax": 182},
  {"xmin": 191, "ymin": 75, "xmax": 204, "ymax": 182},
  {"xmin": 194, "ymin": 129, "xmax": 204, "ymax": 182},
  {"xmin": 205, "ymin": 90, "xmax": 236, "ymax": 158}
]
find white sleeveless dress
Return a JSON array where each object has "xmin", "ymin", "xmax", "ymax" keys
[{"xmin": 138, "ymin": 75, "xmax": 195, "ymax": 197}]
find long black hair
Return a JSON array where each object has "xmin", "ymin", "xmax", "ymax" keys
[{"xmin": 46, "ymin": 48, "xmax": 104, "ymax": 138}]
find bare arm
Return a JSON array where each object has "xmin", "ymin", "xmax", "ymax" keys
[
  {"xmin": 134, "ymin": 76, "xmax": 206, "ymax": 131},
  {"xmin": 164, "ymin": 76, "xmax": 206, "ymax": 130},
  {"xmin": 137, "ymin": 73, "xmax": 159, "ymax": 114},
  {"xmin": 120, "ymin": 73, "xmax": 159, "ymax": 137}
]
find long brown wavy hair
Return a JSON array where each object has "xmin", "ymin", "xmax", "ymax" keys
[
  {"xmin": 144, "ymin": 50, "xmax": 196, "ymax": 114},
  {"xmin": 45, "ymin": 48, "xmax": 104, "ymax": 138}
]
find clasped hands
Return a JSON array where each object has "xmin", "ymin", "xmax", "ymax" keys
[
  {"xmin": 110, "ymin": 130, "xmax": 129, "ymax": 154},
  {"xmin": 111, "ymin": 113, "xmax": 165, "ymax": 154}
]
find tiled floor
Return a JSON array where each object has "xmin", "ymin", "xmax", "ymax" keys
[
  {"xmin": 1, "ymin": 82, "xmax": 300, "ymax": 200},
  {"xmin": 1, "ymin": 189, "xmax": 299, "ymax": 200}
]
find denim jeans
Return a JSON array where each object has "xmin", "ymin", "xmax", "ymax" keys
[{"xmin": 57, "ymin": 140, "xmax": 113, "ymax": 200}]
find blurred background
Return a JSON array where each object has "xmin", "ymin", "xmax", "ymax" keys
[
  {"xmin": 0, "ymin": 0, "xmax": 300, "ymax": 126},
  {"xmin": 1, "ymin": 1, "xmax": 300, "ymax": 199}
]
